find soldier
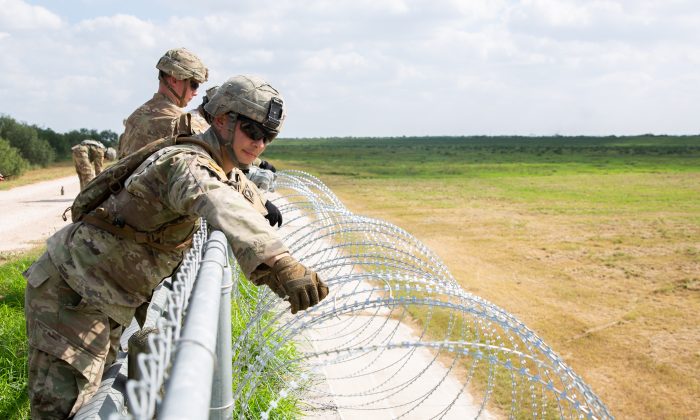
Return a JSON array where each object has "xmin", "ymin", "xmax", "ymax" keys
[
  {"xmin": 23, "ymin": 75, "xmax": 328, "ymax": 418},
  {"xmin": 117, "ymin": 47, "xmax": 208, "ymax": 158},
  {"xmin": 71, "ymin": 139, "xmax": 106, "ymax": 190}
]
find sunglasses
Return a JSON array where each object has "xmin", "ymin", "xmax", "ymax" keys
[
  {"xmin": 238, "ymin": 116, "xmax": 276, "ymax": 144},
  {"xmin": 189, "ymin": 80, "xmax": 200, "ymax": 90}
]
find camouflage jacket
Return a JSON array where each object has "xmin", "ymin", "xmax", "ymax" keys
[
  {"xmin": 48, "ymin": 129, "xmax": 287, "ymax": 325},
  {"xmin": 117, "ymin": 92, "xmax": 184, "ymax": 158}
]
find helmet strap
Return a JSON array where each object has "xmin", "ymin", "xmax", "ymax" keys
[
  {"xmin": 216, "ymin": 114, "xmax": 250, "ymax": 171},
  {"xmin": 160, "ymin": 74, "xmax": 188, "ymax": 107}
]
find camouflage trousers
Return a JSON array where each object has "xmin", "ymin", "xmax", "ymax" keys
[
  {"xmin": 24, "ymin": 252, "xmax": 122, "ymax": 419},
  {"xmin": 88, "ymin": 146, "xmax": 105, "ymax": 176},
  {"xmin": 72, "ymin": 145, "xmax": 95, "ymax": 191}
]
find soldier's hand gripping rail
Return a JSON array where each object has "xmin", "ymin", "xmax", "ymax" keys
[{"xmin": 253, "ymin": 256, "xmax": 329, "ymax": 314}]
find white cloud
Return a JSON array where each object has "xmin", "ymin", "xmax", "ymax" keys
[
  {"xmin": 447, "ymin": 0, "xmax": 511, "ymax": 21},
  {"xmin": 0, "ymin": 0, "xmax": 62, "ymax": 30},
  {"xmin": 518, "ymin": 0, "xmax": 595, "ymax": 27},
  {"xmin": 1, "ymin": 0, "xmax": 700, "ymax": 136},
  {"xmin": 75, "ymin": 14, "xmax": 158, "ymax": 48},
  {"xmin": 301, "ymin": 49, "xmax": 370, "ymax": 73}
]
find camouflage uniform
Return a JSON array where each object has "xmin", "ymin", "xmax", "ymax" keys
[
  {"xmin": 24, "ymin": 252, "xmax": 122, "ymax": 419},
  {"xmin": 117, "ymin": 93, "xmax": 184, "ymax": 158},
  {"xmin": 25, "ymin": 128, "xmax": 288, "ymax": 418},
  {"xmin": 190, "ymin": 110, "xmax": 210, "ymax": 134},
  {"xmin": 72, "ymin": 139, "xmax": 105, "ymax": 190}
]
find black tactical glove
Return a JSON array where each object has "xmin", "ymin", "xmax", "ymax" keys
[
  {"xmin": 264, "ymin": 200, "xmax": 283, "ymax": 227},
  {"xmin": 253, "ymin": 256, "xmax": 329, "ymax": 314},
  {"xmin": 258, "ymin": 160, "xmax": 277, "ymax": 173}
]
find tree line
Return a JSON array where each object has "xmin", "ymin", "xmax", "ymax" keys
[{"xmin": 0, "ymin": 114, "xmax": 118, "ymax": 178}]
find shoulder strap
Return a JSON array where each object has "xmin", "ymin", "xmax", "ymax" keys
[
  {"xmin": 67, "ymin": 131, "xmax": 222, "ymax": 224},
  {"xmin": 66, "ymin": 136, "xmax": 178, "ymax": 223},
  {"xmin": 174, "ymin": 135, "xmax": 225, "ymax": 168},
  {"xmin": 175, "ymin": 113, "xmax": 193, "ymax": 136}
]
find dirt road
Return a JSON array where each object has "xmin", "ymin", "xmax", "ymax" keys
[{"xmin": 0, "ymin": 175, "xmax": 79, "ymax": 253}]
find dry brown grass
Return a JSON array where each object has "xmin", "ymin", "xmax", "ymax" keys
[
  {"xmin": 310, "ymin": 172, "xmax": 700, "ymax": 419},
  {"xmin": 0, "ymin": 162, "xmax": 75, "ymax": 191}
]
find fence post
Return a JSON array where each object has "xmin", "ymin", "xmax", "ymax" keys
[
  {"xmin": 159, "ymin": 231, "xmax": 228, "ymax": 419},
  {"xmin": 210, "ymin": 244, "xmax": 234, "ymax": 419}
]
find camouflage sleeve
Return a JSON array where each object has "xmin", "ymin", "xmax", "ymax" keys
[
  {"xmin": 162, "ymin": 153, "xmax": 288, "ymax": 277},
  {"xmin": 190, "ymin": 113, "xmax": 210, "ymax": 134}
]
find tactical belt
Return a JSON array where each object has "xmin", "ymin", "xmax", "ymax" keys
[{"xmin": 81, "ymin": 213, "xmax": 194, "ymax": 252}]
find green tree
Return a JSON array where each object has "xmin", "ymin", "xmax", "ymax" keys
[
  {"xmin": 0, "ymin": 116, "xmax": 55, "ymax": 166},
  {"xmin": 62, "ymin": 128, "xmax": 118, "ymax": 149},
  {"xmin": 34, "ymin": 125, "xmax": 71, "ymax": 159},
  {"xmin": 0, "ymin": 137, "xmax": 30, "ymax": 177},
  {"xmin": 98, "ymin": 130, "xmax": 119, "ymax": 147}
]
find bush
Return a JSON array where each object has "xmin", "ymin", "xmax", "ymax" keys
[
  {"xmin": 0, "ymin": 116, "xmax": 55, "ymax": 166},
  {"xmin": 0, "ymin": 138, "xmax": 29, "ymax": 177}
]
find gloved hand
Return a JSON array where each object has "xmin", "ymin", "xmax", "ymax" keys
[
  {"xmin": 254, "ymin": 256, "xmax": 329, "ymax": 314},
  {"xmin": 258, "ymin": 160, "xmax": 277, "ymax": 173},
  {"xmin": 264, "ymin": 200, "xmax": 283, "ymax": 227}
]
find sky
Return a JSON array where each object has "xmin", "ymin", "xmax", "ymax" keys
[{"xmin": 1, "ymin": 0, "xmax": 700, "ymax": 138}]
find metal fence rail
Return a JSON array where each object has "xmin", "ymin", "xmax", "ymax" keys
[
  {"xmin": 86, "ymin": 170, "xmax": 612, "ymax": 419},
  {"xmin": 123, "ymin": 220, "xmax": 210, "ymax": 419}
]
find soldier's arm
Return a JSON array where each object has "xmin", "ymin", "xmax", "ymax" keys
[
  {"xmin": 162, "ymin": 153, "xmax": 288, "ymax": 278},
  {"xmin": 161, "ymin": 151, "xmax": 329, "ymax": 313}
]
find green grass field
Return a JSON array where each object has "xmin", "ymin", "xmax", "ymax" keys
[
  {"xmin": 264, "ymin": 134, "xmax": 700, "ymax": 419},
  {"xmin": 2, "ymin": 135, "xmax": 698, "ymax": 418},
  {"xmin": 0, "ymin": 249, "xmax": 300, "ymax": 419},
  {"xmin": 0, "ymin": 248, "xmax": 41, "ymax": 419}
]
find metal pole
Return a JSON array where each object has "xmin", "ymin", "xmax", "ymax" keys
[
  {"xmin": 210, "ymin": 244, "xmax": 234, "ymax": 419},
  {"xmin": 160, "ymin": 231, "xmax": 228, "ymax": 420}
]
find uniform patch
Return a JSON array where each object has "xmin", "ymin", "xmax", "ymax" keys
[{"xmin": 242, "ymin": 185, "xmax": 255, "ymax": 203}]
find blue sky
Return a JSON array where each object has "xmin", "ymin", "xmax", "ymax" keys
[{"xmin": 1, "ymin": 0, "xmax": 699, "ymax": 137}]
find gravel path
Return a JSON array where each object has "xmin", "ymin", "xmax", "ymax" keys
[{"xmin": 0, "ymin": 175, "xmax": 79, "ymax": 253}]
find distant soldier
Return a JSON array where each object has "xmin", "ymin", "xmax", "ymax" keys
[
  {"xmin": 117, "ymin": 47, "xmax": 208, "ymax": 158},
  {"xmin": 0, "ymin": 172, "xmax": 5, "ymax": 181},
  {"xmin": 72, "ymin": 139, "xmax": 105, "ymax": 190}
]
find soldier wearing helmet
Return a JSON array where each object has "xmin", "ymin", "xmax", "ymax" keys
[
  {"xmin": 117, "ymin": 47, "xmax": 208, "ymax": 158},
  {"xmin": 190, "ymin": 83, "xmax": 280, "ymax": 197},
  {"xmin": 23, "ymin": 74, "xmax": 328, "ymax": 419}
]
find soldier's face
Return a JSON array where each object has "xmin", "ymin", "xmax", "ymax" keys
[{"xmin": 232, "ymin": 120, "xmax": 266, "ymax": 165}]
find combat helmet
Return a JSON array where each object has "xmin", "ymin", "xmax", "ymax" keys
[
  {"xmin": 156, "ymin": 47, "xmax": 208, "ymax": 83},
  {"xmin": 204, "ymin": 75, "xmax": 285, "ymax": 138}
]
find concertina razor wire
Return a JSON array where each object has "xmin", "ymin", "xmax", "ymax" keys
[{"xmin": 123, "ymin": 170, "xmax": 613, "ymax": 419}]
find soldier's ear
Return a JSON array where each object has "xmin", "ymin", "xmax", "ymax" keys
[
  {"xmin": 212, "ymin": 114, "xmax": 227, "ymax": 130},
  {"xmin": 163, "ymin": 74, "xmax": 179, "ymax": 87}
]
